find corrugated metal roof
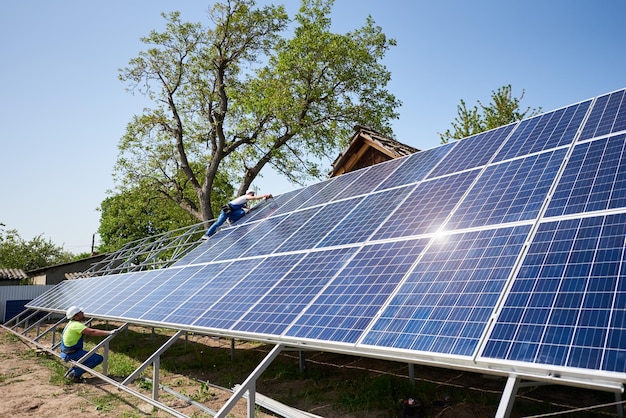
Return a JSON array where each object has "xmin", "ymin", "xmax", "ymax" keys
[{"xmin": 0, "ymin": 269, "xmax": 28, "ymax": 280}]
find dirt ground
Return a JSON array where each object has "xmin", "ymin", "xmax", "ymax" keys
[{"xmin": 0, "ymin": 326, "xmax": 622, "ymax": 418}]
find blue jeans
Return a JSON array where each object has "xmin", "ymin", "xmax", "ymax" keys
[
  {"xmin": 205, "ymin": 208, "xmax": 246, "ymax": 236},
  {"xmin": 61, "ymin": 350, "xmax": 104, "ymax": 378}
]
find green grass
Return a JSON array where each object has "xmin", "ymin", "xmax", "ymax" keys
[{"xmin": 31, "ymin": 325, "xmax": 620, "ymax": 418}]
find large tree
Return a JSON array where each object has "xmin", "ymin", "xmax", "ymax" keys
[
  {"xmin": 116, "ymin": 0, "xmax": 400, "ymax": 223},
  {"xmin": 97, "ymin": 172, "xmax": 232, "ymax": 252},
  {"xmin": 439, "ymin": 85, "xmax": 542, "ymax": 143}
]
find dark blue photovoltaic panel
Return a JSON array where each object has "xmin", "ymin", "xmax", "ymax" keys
[
  {"xmin": 215, "ymin": 215, "xmax": 290, "ymax": 261},
  {"xmin": 374, "ymin": 143, "xmax": 454, "ymax": 191},
  {"xmin": 493, "ymin": 101, "xmax": 591, "ymax": 162},
  {"xmin": 275, "ymin": 198, "xmax": 360, "ymax": 253},
  {"xmin": 272, "ymin": 180, "xmax": 333, "ymax": 217},
  {"xmin": 165, "ymin": 259, "xmax": 260, "ymax": 325},
  {"xmin": 242, "ymin": 189, "xmax": 302, "ymax": 224},
  {"xmin": 427, "ymin": 124, "xmax": 515, "ymax": 179},
  {"xmin": 123, "ymin": 265, "xmax": 206, "ymax": 321},
  {"xmin": 374, "ymin": 170, "xmax": 480, "ymax": 240},
  {"xmin": 446, "ymin": 148, "xmax": 567, "ymax": 230},
  {"xmin": 285, "ymin": 239, "xmax": 429, "ymax": 343},
  {"xmin": 332, "ymin": 158, "xmax": 406, "ymax": 200},
  {"xmin": 298, "ymin": 168, "xmax": 370, "ymax": 208},
  {"xmin": 318, "ymin": 185, "xmax": 414, "ymax": 247},
  {"xmin": 545, "ymin": 134, "xmax": 626, "ymax": 217},
  {"xmin": 80, "ymin": 272, "xmax": 144, "ymax": 313},
  {"xmin": 194, "ymin": 254, "xmax": 303, "ymax": 330},
  {"xmin": 482, "ymin": 214, "xmax": 626, "ymax": 373},
  {"xmin": 140, "ymin": 264, "xmax": 229, "ymax": 323},
  {"xmin": 191, "ymin": 222, "xmax": 263, "ymax": 263},
  {"xmin": 362, "ymin": 225, "xmax": 530, "ymax": 356},
  {"xmin": 233, "ymin": 248, "xmax": 355, "ymax": 335},
  {"xmin": 241, "ymin": 207, "xmax": 321, "ymax": 258},
  {"xmin": 100, "ymin": 270, "xmax": 169, "ymax": 317},
  {"xmin": 579, "ymin": 89, "xmax": 626, "ymax": 141},
  {"xmin": 28, "ymin": 279, "xmax": 90, "ymax": 312}
]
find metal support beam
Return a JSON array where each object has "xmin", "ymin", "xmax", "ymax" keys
[
  {"xmin": 616, "ymin": 391, "xmax": 625, "ymax": 418},
  {"xmin": 299, "ymin": 350, "xmax": 306, "ymax": 373},
  {"xmin": 496, "ymin": 375, "xmax": 520, "ymax": 418},
  {"xmin": 408, "ymin": 363, "xmax": 415, "ymax": 385},
  {"xmin": 215, "ymin": 344, "xmax": 284, "ymax": 418},
  {"xmin": 122, "ymin": 330, "xmax": 184, "ymax": 386}
]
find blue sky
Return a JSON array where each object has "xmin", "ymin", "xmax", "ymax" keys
[{"xmin": 1, "ymin": 0, "xmax": 624, "ymax": 254}]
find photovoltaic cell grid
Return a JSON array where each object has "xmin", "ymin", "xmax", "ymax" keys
[
  {"xmin": 493, "ymin": 100, "xmax": 591, "ymax": 162},
  {"xmin": 362, "ymin": 225, "xmax": 531, "ymax": 356},
  {"xmin": 482, "ymin": 214, "xmax": 626, "ymax": 373},
  {"xmin": 27, "ymin": 88, "xmax": 626, "ymax": 383},
  {"xmin": 545, "ymin": 133, "xmax": 626, "ymax": 218}
]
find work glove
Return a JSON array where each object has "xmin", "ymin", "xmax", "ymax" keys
[{"xmin": 109, "ymin": 328, "xmax": 121, "ymax": 336}]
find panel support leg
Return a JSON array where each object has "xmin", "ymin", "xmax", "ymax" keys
[
  {"xmin": 215, "ymin": 344, "xmax": 284, "ymax": 418},
  {"xmin": 495, "ymin": 375, "xmax": 520, "ymax": 418},
  {"xmin": 408, "ymin": 363, "xmax": 415, "ymax": 385},
  {"xmin": 615, "ymin": 391, "xmax": 624, "ymax": 418}
]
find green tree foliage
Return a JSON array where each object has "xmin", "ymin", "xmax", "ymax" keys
[
  {"xmin": 116, "ymin": 0, "xmax": 400, "ymax": 222},
  {"xmin": 439, "ymin": 85, "xmax": 542, "ymax": 143},
  {"xmin": 97, "ymin": 174, "xmax": 232, "ymax": 252},
  {"xmin": 0, "ymin": 226, "xmax": 74, "ymax": 271}
]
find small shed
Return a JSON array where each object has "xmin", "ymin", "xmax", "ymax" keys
[{"xmin": 329, "ymin": 125, "xmax": 419, "ymax": 177}]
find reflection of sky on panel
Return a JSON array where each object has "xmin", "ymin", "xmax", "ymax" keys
[
  {"xmin": 319, "ymin": 185, "xmax": 414, "ymax": 247},
  {"xmin": 482, "ymin": 214, "xmax": 626, "ymax": 373},
  {"xmin": 191, "ymin": 223, "xmax": 261, "ymax": 263},
  {"xmin": 80, "ymin": 272, "xmax": 142, "ymax": 314},
  {"xmin": 194, "ymin": 254, "xmax": 303, "ymax": 330},
  {"xmin": 163, "ymin": 259, "xmax": 259, "ymax": 325},
  {"xmin": 215, "ymin": 216, "xmax": 290, "ymax": 261},
  {"xmin": 100, "ymin": 270, "xmax": 168, "ymax": 317},
  {"xmin": 242, "ymin": 188, "xmax": 303, "ymax": 224},
  {"xmin": 299, "ymin": 168, "xmax": 369, "ymax": 208},
  {"xmin": 374, "ymin": 170, "xmax": 479, "ymax": 240},
  {"xmin": 375, "ymin": 143, "xmax": 453, "ymax": 191},
  {"xmin": 494, "ymin": 101, "xmax": 590, "ymax": 162},
  {"xmin": 120, "ymin": 267, "xmax": 204, "ymax": 319},
  {"xmin": 363, "ymin": 226, "xmax": 530, "ymax": 356},
  {"xmin": 545, "ymin": 134, "xmax": 626, "ymax": 217},
  {"xmin": 286, "ymin": 239, "xmax": 429, "ymax": 343},
  {"xmin": 28, "ymin": 279, "xmax": 89, "ymax": 312},
  {"xmin": 140, "ymin": 264, "xmax": 230, "ymax": 324},
  {"xmin": 241, "ymin": 207, "xmax": 321, "ymax": 258},
  {"xmin": 579, "ymin": 90, "xmax": 626, "ymax": 141},
  {"xmin": 275, "ymin": 199, "xmax": 360, "ymax": 252},
  {"xmin": 233, "ymin": 248, "xmax": 356, "ymax": 335},
  {"xmin": 333, "ymin": 158, "xmax": 406, "ymax": 200},
  {"xmin": 272, "ymin": 180, "xmax": 333, "ymax": 217},
  {"xmin": 174, "ymin": 227, "xmax": 240, "ymax": 266},
  {"xmin": 427, "ymin": 124, "xmax": 514, "ymax": 179},
  {"xmin": 446, "ymin": 149, "xmax": 567, "ymax": 230}
]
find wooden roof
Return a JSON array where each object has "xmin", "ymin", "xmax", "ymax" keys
[{"xmin": 329, "ymin": 125, "xmax": 420, "ymax": 177}]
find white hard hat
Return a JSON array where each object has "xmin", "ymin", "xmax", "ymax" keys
[
  {"xmin": 246, "ymin": 189, "xmax": 255, "ymax": 195},
  {"xmin": 66, "ymin": 305, "xmax": 83, "ymax": 319}
]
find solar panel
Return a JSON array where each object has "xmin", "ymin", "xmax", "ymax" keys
[{"xmin": 27, "ymin": 87, "xmax": 626, "ymax": 395}]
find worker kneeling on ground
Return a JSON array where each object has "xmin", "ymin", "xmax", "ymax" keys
[{"xmin": 60, "ymin": 305, "xmax": 120, "ymax": 382}]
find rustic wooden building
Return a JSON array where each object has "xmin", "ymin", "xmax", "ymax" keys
[{"xmin": 329, "ymin": 125, "xmax": 420, "ymax": 177}]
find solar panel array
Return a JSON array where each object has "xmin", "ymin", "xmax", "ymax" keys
[{"xmin": 29, "ymin": 88, "xmax": 626, "ymax": 385}]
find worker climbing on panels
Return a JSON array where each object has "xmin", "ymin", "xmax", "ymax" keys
[
  {"xmin": 202, "ymin": 189, "xmax": 272, "ymax": 239},
  {"xmin": 61, "ymin": 306, "xmax": 121, "ymax": 382}
]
